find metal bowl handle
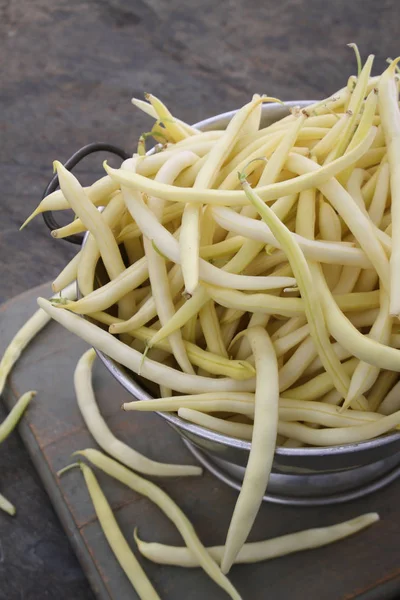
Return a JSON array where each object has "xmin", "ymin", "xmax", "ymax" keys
[{"xmin": 42, "ymin": 142, "xmax": 130, "ymax": 245}]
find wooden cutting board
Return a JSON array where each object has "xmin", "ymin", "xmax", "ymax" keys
[{"xmin": 1, "ymin": 282, "xmax": 400, "ymax": 600}]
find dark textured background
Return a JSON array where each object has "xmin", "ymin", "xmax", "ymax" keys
[{"xmin": 1, "ymin": 0, "xmax": 400, "ymax": 598}]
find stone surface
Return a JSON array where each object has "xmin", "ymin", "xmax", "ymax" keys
[{"xmin": 2, "ymin": 1, "xmax": 400, "ymax": 599}]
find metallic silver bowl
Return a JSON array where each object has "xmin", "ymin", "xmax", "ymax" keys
[{"xmin": 96, "ymin": 101, "xmax": 400, "ymax": 505}]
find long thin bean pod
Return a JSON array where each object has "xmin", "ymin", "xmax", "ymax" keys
[
  {"xmin": 286, "ymin": 152, "xmax": 390, "ymax": 291},
  {"xmin": 51, "ymin": 218, "xmax": 87, "ymax": 239},
  {"xmin": 258, "ymin": 113, "xmax": 307, "ymax": 186},
  {"xmin": 95, "ymin": 319, "xmax": 255, "ymax": 379},
  {"xmin": 318, "ymin": 198, "xmax": 342, "ymax": 289},
  {"xmin": 278, "ymin": 407, "xmax": 400, "ymax": 445},
  {"xmin": 206, "ymin": 284, "xmax": 378, "ymax": 316},
  {"xmin": 124, "ymin": 153, "xmax": 197, "ymax": 372},
  {"xmin": 38, "ymin": 299, "xmax": 255, "ymax": 394},
  {"xmin": 240, "ymin": 177, "xmax": 375, "ymax": 403},
  {"xmin": 312, "ymin": 112, "xmax": 350, "ymax": 160},
  {"xmin": 0, "ymin": 391, "xmax": 36, "ymax": 443},
  {"xmin": 368, "ymin": 162, "xmax": 390, "ymax": 225},
  {"xmin": 378, "ymin": 58, "xmax": 400, "ymax": 315},
  {"xmin": 123, "ymin": 392, "xmax": 255, "ymax": 416},
  {"xmin": 117, "ymin": 204, "xmax": 184, "ymax": 243},
  {"xmin": 131, "ymin": 96, "xmax": 199, "ymax": 135},
  {"xmin": 327, "ymin": 56, "xmax": 374, "ymax": 163},
  {"xmin": 135, "ymin": 513, "xmax": 379, "ymax": 567},
  {"xmin": 199, "ymin": 301, "xmax": 229, "ymax": 357},
  {"xmin": 378, "ymin": 379, "xmax": 400, "ymax": 415},
  {"xmin": 125, "ymin": 394, "xmax": 383, "ymax": 428},
  {"xmin": 54, "ymin": 162, "xmax": 136, "ymax": 322},
  {"xmin": 344, "ymin": 289, "xmax": 392, "ymax": 408},
  {"xmin": 0, "ymin": 283, "xmax": 76, "ymax": 394},
  {"xmin": 120, "ymin": 184, "xmax": 295, "ymax": 291},
  {"xmin": 74, "ymin": 349, "xmax": 201, "ymax": 476},
  {"xmin": 75, "ymin": 462, "xmax": 161, "ymax": 600},
  {"xmin": 77, "ymin": 449, "xmax": 242, "ymax": 600},
  {"xmin": 0, "ymin": 493, "xmax": 16, "ymax": 516},
  {"xmin": 146, "ymin": 93, "xmax": 191, "ymax": 141},
  {"xmin": 181, "ymin": 95, "xmax": 265, "ymax": 295},
  {"xmin": 104, "ymin": 126, "xmax": 375, "ymax": 206},
  {"xmin": 178, "ymin": 408, "xmax": 253, "ymax": 439},
  {"xmin": 52, "ymin": 252, "xmax": 81, "ymax": 293},
  {"xmin": 212, "ymin": 206, "xmax": 372, "ymax": 268},
  {"xmin": 221, "ymin": 327, "xmax": 279, "ymax": 573},
  {"xmin": 147, "ymin": 287, "xmax": 210, "ymax": 347},
  {"xmin": 110, "ymin": 265, "xmax": 183, "ymax": 333},
  {"xmin": 281, "ymin": 358, "xmax": 357, "ymax": 401},
  {"xmin": 315, "ymin": 270, "xmax": 400, "ymax": 371},
  {"xmin": 76, "ymin": 193, "xmax": 127, "ymax": 297},
  {"xmin": 368, "ymin": 371, "xmax": 398, "ymax": 412},
  {"xmin": 67, "ymin": 257, "xmax": 150, "ymax": 315},
  {"xmin": 21, "ymin": 175, "xmax": 119, "ymax": 229}
]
